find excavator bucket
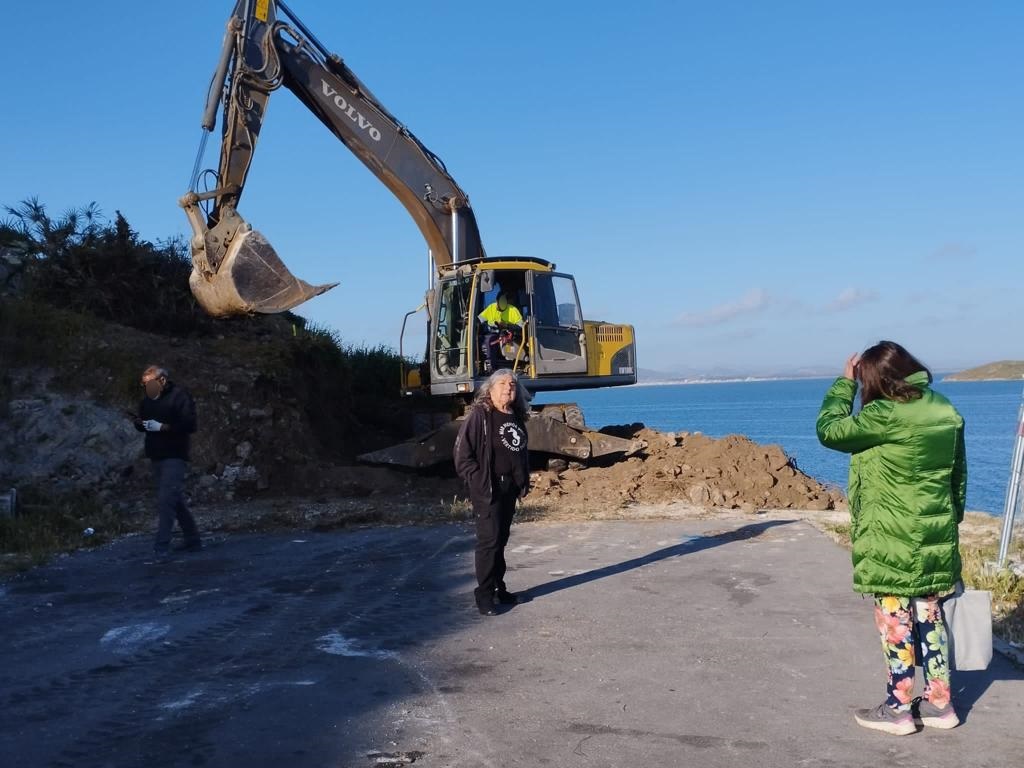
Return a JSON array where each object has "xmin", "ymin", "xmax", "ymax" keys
[{"xmin": 189, "ymin": 229, "xmax": 337, "ymax": 317}]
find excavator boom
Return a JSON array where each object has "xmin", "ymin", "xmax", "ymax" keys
[{"xmin": 181, "ymin": 0, "xmax": 484, "ymax": 316}]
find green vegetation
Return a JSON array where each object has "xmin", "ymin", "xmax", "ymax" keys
[
  {"xmin": 962, "ymin": 541, "xmax": 1024, "ymax": 647},
  {"xmin": 0, "ymin": 486, "xmax": 130, "ymax": 573},
  {"xmin": 944, "ymin": 361, "xmax": 1024, "ymax": 381},
  {"xmin": 1, "ymin": 198, "xmax": 417, "ymax": 452},
  {"xmin": 1, "ymin": 198, "xmax": 214, "ymax": 336}
]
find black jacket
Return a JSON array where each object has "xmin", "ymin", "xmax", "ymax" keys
[
  {"xmin": 453, "ymin": 404, "xmax": 529, "ymax": 502},
  {"xmin": 136, "ymin": 381, "xmax": 197, "ymax": 461}
]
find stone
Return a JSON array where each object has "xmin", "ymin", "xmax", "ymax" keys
[
  {"xmin": 236, "ymin": 441, "xmax": 254, "ymax": 461},
  {"xmin": 805, "ymin": 495, "xmax": 832, "ymax": 511},
  {"xmin": 687, "ymin": 483, "xmax": 711, "ymax": 505},
  {"xmin": 0, "ymin": 388, "xmax": 141, "ymax": 490}
]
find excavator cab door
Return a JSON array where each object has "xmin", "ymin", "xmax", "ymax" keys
[
  {"xmin": 528, "ymin": 272, "xmax": 587, "ymax": 375},
  {"xmin": 429, "ymin": 275, "xmax": 472, "ymax": 381}
]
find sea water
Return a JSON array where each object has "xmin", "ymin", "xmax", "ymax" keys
[{"xmin": 535, "ymin": 378, "xmax": 1021, "ymax": 515}]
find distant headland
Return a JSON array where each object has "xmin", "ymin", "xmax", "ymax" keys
[{"xmin": 943, "ymin": 361, "xmax": 1024, "ymax": 382}]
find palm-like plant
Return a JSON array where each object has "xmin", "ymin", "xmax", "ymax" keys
[{"xmin": 1, "ymin": 197, "xmax": 103, "ymax": 258}]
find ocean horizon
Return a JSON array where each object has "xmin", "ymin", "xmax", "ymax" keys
[{"xmin": 535, "ymin": 378, "xmax": 1022, "ymax": 516}]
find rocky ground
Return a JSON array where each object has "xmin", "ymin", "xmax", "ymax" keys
[{"xmin": 0, "ymin": 365, "xmax": 842, "ymax": 528}]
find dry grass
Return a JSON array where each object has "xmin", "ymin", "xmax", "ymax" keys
[
  {"xmin": 802, "ymin": 510, "xmax": 1024, "ymax": 648},
  {"xmin": 0, "ymin": 486, "xmax": 132, "ymax": 574}
]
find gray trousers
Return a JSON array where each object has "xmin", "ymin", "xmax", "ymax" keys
[{"xmin": 152, "ymin": 458, "xmax": 200, "ymax": 550}]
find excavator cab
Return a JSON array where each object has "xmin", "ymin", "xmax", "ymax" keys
[
  {"xmin": 416, "ymin": 257, "xmax": 634, "ymax": 397},
  {"xmin": 375, "ymin": 257, "xmax": 644, "ymax": 468}
]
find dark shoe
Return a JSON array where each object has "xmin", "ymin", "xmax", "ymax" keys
[
  {"xmin": 912, "ymin": 697, "xmax": 959, "ymax": 729},
  {"xmin": 496, "ymin": 590, "xmax": 521, "ymax": 605},
  {"xmin": 174, "ymin": 540, "xmax": 203, "ymax": 553},
  {"xmin": 477, "ymin": 602, "xmax": 497, "ymax": 616},
  {"xmin": 853, "ymin": 702, "xmax": 916, "ymax": 736}
]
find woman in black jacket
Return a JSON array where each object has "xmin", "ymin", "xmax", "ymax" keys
[{"xmin": 453, "ymin": 370, "xmax": 531, "ymax": 615}]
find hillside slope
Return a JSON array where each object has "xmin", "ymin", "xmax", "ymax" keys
[
  {"xmin": 0, "ymin": 298, "xmax": 440, "ymax": 502},
  {"xmin": 944, "ymin": 361, "xmax": 1024, "ymax": 381}
]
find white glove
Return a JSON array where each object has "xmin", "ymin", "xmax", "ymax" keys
[{"xmin": 142, "ymin": 420, "xmax": 164, "ymax": 432}]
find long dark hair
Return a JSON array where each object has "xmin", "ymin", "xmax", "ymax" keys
[{"xmin": 857, "ymin": 340, "xmax": 932, "ymax": 405}]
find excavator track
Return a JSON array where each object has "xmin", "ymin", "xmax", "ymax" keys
[{"xmin": 357, "ymin": 403, "xmax": 646, "ymax": 469}]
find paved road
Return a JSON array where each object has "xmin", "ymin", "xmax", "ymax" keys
[{"xmin": 1, "ymin": 517, "xmax": 1022, "ymax": 767}]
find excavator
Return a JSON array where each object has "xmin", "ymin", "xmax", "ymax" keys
[{"xmin": 180, "ymin": 0, "xmax": 644, "ymax": 467}]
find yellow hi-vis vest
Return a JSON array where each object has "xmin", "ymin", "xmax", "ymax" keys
[{"xmin": 478, "ymin": 302, "xmax": 523, "ymax": 326}]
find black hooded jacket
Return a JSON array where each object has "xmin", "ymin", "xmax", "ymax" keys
[
  {"xmin": 135, "ymin": 381, "xmax": 197, "ymax": 461},
  {"xmin": 453, "ymin": 404, "xmax": 529, "ymax": 503}
]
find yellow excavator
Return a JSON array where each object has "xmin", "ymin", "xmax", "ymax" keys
[{"xmin": 181, "ymin": 0, "xmax": 644, "ymax": 466}]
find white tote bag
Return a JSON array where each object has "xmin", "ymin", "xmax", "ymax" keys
[{"xmin": 942, "ymin": 584, "xmax": 993, "ymax": 671}]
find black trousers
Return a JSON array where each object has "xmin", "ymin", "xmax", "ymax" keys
[{"xmin": 472, "ymin": 489, "xmax": 517, "ymax": 605}]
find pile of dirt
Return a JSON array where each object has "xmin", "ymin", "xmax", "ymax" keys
[{"xmin": 528, "ymin": 425, "xmax": 845, "ymax": 513}]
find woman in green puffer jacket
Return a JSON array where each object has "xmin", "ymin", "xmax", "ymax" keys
[{"xmin": 817, "ymin": 341, "xmax": 966, "ymax": 736}]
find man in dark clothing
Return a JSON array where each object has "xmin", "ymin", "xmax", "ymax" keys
[
  {"xmin": 134, "ymin": 365, "xmax": 201, "ymax": 556},
  {"xmin": 453, "ymin": 370, "xmax": 530, "ymax": 615}
]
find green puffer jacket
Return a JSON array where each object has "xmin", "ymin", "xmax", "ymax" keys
[{"xmin": 816, "ymin": 372, "xmax": 966, "ymax": 597}]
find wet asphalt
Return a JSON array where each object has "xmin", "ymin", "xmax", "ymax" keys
[{"xmin": 1, "ymin": 516, "xmax": 1022, "ymax": 768}]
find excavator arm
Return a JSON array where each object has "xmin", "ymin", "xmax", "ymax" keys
[{"xmin": 181, "ymin": 0, "xmax": 485, "ymax": 316}]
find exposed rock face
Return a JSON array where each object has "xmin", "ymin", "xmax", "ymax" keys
[
  {"xmin": 0, "ymin": 248, "xmax": 28, "ymax": 296},
  {"xmin": 0, "ymin": 390, "xmax": 142, "ymax": 493},
  {"xmin": 0, "ymin": 371, "xmax": 279, "ymax": 503}
]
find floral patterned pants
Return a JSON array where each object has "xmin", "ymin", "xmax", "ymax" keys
[{"xmin": 874, "ymin": 595, "xmax": 951, "ymax": 712}]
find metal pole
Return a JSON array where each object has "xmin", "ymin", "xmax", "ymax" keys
[
  {"xmin": 997, "ymin": 378, "xmax": 1024, "ymax": 568},
  {"xmin": 451, "ymin": 208, "xmax": 460, "ymax": 264}
]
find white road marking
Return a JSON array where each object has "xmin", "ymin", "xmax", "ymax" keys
[
  {"xmin": 508, "ymin": 544, "xmax": 559, "ymax": 554},
  {"xmin": 100, "ymin": 623, "xmax": 170, "ymax": 653},
  {"xmin": 316, "ymin": 631, "xmax": 396, "ymax": 659},
  {"xmin": 160, "ymin": 588, "xmax": 220, "ymax": 605},
  {"xmin": 160, "ymin": 689, "xmax": 204, "ymax": 711}
]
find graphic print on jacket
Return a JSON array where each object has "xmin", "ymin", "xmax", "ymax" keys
[{"xmin": 491, "ymin": 409, "xmax": 525, "ymax": 481}]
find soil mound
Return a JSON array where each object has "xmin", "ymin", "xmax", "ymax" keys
[{"xmin": 530, "ymin": 425, "xmax": 844, "ymax": 513}]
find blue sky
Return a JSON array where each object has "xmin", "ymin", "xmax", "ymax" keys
[{"xmin": 2, "ymin": 1, "xmax": 1021, "ymax": 375}]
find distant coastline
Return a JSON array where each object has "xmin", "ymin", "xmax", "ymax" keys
[
  {"xmin": 633, "ymin": 375, "xmax": 834, "ymax": 387},
  {"xmin": 943, "ymin": 360, "xmax": 1024, "ymax": 382},
  {"xmin": 633, "ymin": 361, "xmax": 1024, "ymax": 386}
]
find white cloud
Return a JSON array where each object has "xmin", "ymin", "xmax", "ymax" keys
[
  {"xmin": 823, "ymin": 287, "xmax": 877, "ymax": 312},
  {"xmin": 675, "ymin": 288, "xmax": 772, "ymax": 327},
  {"xmin": 928, "ymin": 242, "xmax": 977, "ymax": 262}
]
